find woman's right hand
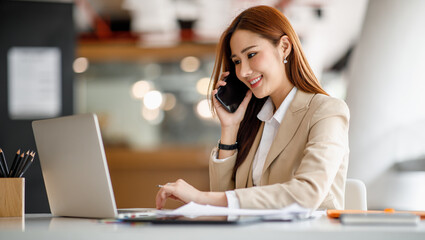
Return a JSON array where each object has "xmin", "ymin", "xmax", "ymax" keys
[
  {"xmin": 212, "ymin": 72, "xmax": 252, "ymax": 129},
  {"xmin": 212, "ymin": 72, "xmax": 252, "ymax": 158},
  {"xmin": 155, "ymin": 179, "xmax": 202, "ymax": 210},
  {"xmin": 155, "ymin": 179, "xmax": 228, "ymax": 209}
]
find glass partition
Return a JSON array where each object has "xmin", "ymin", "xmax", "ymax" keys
[{"xmin": 75, "ymin": 55, "xmax": 220, "ymax": 149}]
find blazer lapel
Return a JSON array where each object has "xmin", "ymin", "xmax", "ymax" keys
[
  {"xmin": 261, "ymin": 91, "xmax": 315, "ymax": 176},
  {"xmin": 236, "ymin": 123, "xmax": 264, "ymax": 188}
]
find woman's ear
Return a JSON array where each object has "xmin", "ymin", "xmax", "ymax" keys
[{"xmin": 279, "ymin": 35, "xmax": 292, "ymax": 59}]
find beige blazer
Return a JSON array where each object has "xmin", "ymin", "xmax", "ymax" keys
[{"xmin": 209, "ymin": 90, "xmax": 350, "ymax": 210}]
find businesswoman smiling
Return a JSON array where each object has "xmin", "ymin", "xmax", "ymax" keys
[{"xmin": 156, "ymin": 5, "xmax": 349, "ymax": 210}]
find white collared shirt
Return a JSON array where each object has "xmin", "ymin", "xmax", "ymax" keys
[
  {"xmin": 213, "ymin": 87, "xmax": 298, "ymax": 208},
  {"xmin": 252, "ymin": 86, "xmax": 297, "ymax": 186}
]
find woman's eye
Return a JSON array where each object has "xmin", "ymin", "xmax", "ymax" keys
[
  {"xmin": 248, "ymin": 52, "xmax": 256, "ymax": 58},
  {"xmin": 233, "ymin": 59, "xmax": 241, "ymax": 65}
]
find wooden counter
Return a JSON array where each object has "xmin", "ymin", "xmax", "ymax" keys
[
  {"xmin": 105, "ymin": 146, "xmax": 211, "ymax": 209},
  {"xmin": 77, "ymin": 42, "xmax": 217, "ymax": 63}
]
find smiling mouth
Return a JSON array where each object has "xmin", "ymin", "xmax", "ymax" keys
[{"xmin": 249, "ymin": 75, "xmax": 262, "ymax": 87}]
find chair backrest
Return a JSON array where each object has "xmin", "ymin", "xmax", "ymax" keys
[{"xmin": 345, "ymin": 178, "xmax": 367, "ymax": 210}]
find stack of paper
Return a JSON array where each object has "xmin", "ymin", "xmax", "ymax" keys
[{"xmin": 157, "ymin": 202, "xmax": 312, "ymax": 220}]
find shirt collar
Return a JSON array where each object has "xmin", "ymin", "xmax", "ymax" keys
[{"xmin": 257, "ymin": 87, "xmax": 298, "ymax": 124}]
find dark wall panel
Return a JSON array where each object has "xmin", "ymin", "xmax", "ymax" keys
[{"xmin": 0, "ymin": 0, "xmax": 75, "ymax": 213}]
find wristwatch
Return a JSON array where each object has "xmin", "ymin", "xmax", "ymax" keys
[{"xmin": 217, "ymin": 140, "xmax": 238, "ymax": 150}]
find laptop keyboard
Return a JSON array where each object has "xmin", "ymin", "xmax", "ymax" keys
[{"xmin": 117, "ymin": 208, "xmax": 157, "ymax": 218}]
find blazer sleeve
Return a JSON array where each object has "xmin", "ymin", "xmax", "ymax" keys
[
  {"xmin": 234, "ymin": 97, "xmax": 350, "ymax": 210},
  {"xmin": 209, "ymin": 148, "xmax": 236, "ymax": 191}
]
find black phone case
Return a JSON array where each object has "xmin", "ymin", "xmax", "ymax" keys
[{"xmin": 214, "ymin": 73, "xmax": 248, "ymax": 113}]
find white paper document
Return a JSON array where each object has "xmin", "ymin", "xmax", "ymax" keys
[
  {"xmin": 157, "ymin": 202, "xmax": 311, "ymax": 220},
  {"xmin": 7, "ymin": 47, "xmax": 61, "ymax": 119}
]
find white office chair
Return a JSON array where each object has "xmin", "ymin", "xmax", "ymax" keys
[{"xmin": 345, "ymin": 178, "xmax": 367, "ymax": 210}]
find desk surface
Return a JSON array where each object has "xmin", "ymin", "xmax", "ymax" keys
[{"xmin": 1, "ymin": 214, "xmax": 425, "ymax": 240}]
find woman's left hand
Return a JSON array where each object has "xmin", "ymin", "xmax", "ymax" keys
[{"xmin": 155, "ymin": 179, "xmax": 202, "ymax": 209}]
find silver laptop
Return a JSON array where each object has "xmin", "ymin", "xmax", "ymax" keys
[{"xmin": 32, "ymin": 113, "xmax": 154, "ymax": 218}]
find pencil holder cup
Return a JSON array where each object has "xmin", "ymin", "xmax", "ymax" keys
[{"xmin": 0, "ymin": 178, "xmax": 25, "ymax": 217}]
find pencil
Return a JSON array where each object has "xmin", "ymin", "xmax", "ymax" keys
[
  {"xmin": 18, "ymin": 152, "xmax": 35, "ymax": 177},
  {"xmin": 8, "ymin": 149, "xmax": 21, "ymax": 177},
  {"xmin": 15, "ymin": 150, "xmax": 30, "ymax": 177},
  {"xmin": 14, "ymin": 153, "xmax": 24, "ymax": 177},
  {"xmin": 0, "ymin": 160, "xmax": 4, "ymax": 177},
  {"xmin": 10, "ymin": 152, "xmax": 24, "ymax": 178},
  {"xmin": 0, "ymin": 148, "xmax": 7, "ymax": 177},
  {"xmin": 15, "ymin": 150, "xmax": 32, "ymax": 177}
]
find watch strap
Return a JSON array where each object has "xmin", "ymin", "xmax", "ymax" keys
[{"xmin": 218, "ymin": 140, "xmax": 238, "ymax": 150}]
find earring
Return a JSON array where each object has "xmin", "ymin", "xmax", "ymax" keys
[{"xmin": 283, "ymin": 57, "xmax": 288, "ymax": 64}]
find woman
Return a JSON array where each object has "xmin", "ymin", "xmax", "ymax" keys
[{"xmin": 156, "ymin": 5, "xmax": 349, "ymax": 210}]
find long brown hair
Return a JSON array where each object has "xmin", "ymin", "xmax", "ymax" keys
[{"xmin": 208, "ymin": 5, "xmax": 328, "ymax": 179}]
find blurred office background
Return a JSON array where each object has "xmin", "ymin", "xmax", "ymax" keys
[{"xmin": 1, "ymin": 0, "xmax": 424, "ymax": 212}]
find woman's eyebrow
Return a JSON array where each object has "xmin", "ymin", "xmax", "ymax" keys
[{"xmin": 230, "ymin": 45, "xmax": 257, "ymax": 58}]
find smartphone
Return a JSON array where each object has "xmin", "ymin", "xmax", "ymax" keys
[{"xmin": 214, "ymin": 71, "xmax": 249, "ymax": 113}]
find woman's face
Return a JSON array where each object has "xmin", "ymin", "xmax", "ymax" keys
[{"xmin": 230, "ymin": 29, "xmax": 289, "ymax": 103}]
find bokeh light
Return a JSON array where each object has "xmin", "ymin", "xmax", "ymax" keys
[
  {"xmin": 162, "ymin": 93, "xmax": 177, "ymax": 111},
  {"xmin": 196, "ymin": 99, "xmax": 212, "ymax": 119},
  {"xmin": 73, "ymin": 57, "xmax": 89, "ymax": 73},
  {"xmin": 142, "ymin": 107, "xmax": 164, "ymax": 125},
  {"xmin": 143, "ymin": 90, "xmax": 163, "ymax": 110},
  {"xmin": 180, "ymin": 56, "xmax": 200, "ymax": 72},
  {"xmin": 196, "ymin": 77, "xmax": 210, "ymax": 95},
  {"xmin": 131, "ymin": 80, "xmax": 152, "ymax": 99}
]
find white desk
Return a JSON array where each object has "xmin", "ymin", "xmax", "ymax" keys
[{"xmin": 1, "ymin": 214, "xmax": 425, "ymax": 240}]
